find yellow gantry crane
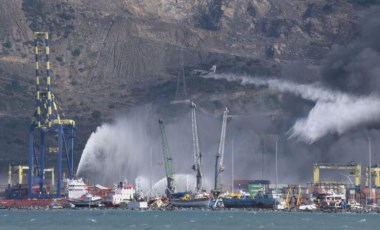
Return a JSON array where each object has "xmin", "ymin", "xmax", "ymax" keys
[
  {"xmin": 313, "ymin": 163, "xmax": 361, "ymax": 187},
  {"xmin": 365, "ymin": 166, "xmax": 380, "ymax": 188},
  {"xmin": 8, "ymin": 164, "xmax": 55, "ymax": 185}
]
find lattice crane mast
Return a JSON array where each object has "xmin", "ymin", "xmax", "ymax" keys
[
  {"xmin": 158, "ymin": 120, "xmax": 176, "ymax": 197},
  {"xmin": 214, "ymin": 107, "xmax": 229, "ymax": 191},
  {"xmin": 191, "ymin": 102, "xmax": 202, "ymax": 192},
  {"xmin": 28, "ymin": 32, "xmax": 75, "ymax": 198}
]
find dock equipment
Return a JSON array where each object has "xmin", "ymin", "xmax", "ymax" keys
[
  {"xmin": 214, "ymin": 107, "xmax": 229, "ymax": 191},
  {"xmin": 365, "ymin": 166, "xmax": 380, "ymax": 188},
  {"xmin": 8, "ymin": 164, "xmax": 55, "ymax": 186},
  {"xmin": 313, "ymin": 163, "xmax": 361, "ymax": 188},
  {"xmin": 191, "ymin": 101, "xmax": 202, "ymax": 192},
  {"xmin": 28, "ymin": 32, "xmax": 75, "ymax": 198},
  {"xmin": 158, "ymin": 120, "xmax": 176, "ymax": 197},
  {"xmin": 284, "ymin": 184, "xmax": 301, "ymax": 208}
]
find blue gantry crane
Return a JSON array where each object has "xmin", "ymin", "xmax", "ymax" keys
[{"xmin": 27, "ymin": 32, "xmax": 75, "ymax": 198}]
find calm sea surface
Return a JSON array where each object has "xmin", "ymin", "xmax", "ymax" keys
[{"xmin": 0, "ymin": 209, "xmax": 378, "ymax": 230}]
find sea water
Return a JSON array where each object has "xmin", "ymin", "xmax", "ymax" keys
[{"xmin": 0, "ymin": 209, "xmax": 378, "ymax": 230}]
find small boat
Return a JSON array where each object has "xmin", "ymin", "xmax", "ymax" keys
[
  {"xmin": 170, "ymin": 193, "xmax": 210, "ymax": 208},
  {"xmin": 69, "ymin": 193, "xmax": 103, "ymax": 208},
  {"xmin": 298, "ymin": 203, "xmax": 317, "ymax": 211},
  {"xmin": 221, "ymin": 193, "xmax": 255, "ymax": 208}
]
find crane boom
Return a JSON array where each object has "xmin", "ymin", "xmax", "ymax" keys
[
  {"xmin": 214, "ymin": 107, "xmax": 229, "ymax": 191},
  {"xmin": 191, "ymin": 102, "xmax": 202, "ymax": 192},
  {"xmin": 158, "ymin": 120, "xmax": 176, "ymax": 197}
]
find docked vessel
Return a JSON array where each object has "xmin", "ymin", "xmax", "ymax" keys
[
  {"xmin": 103, "ymin": 181, "xmax": 135, "ymax": 207},
  {"xmin": 170, "ymin": 193, "xmax": 210, "ymax": 208},
  {"xmin": 316, "ymin": 190, "xmax": 345, "ymax": 209},
  {"xmin": 221, "ymin": 193, "xmax": 255, "ymax": 208},
  {"xmin": 254, "ymin": 190, "xmax": 285, "ymax": 209},
  {"xmin": 65, "ymin": 178, "xmax": 88, "ymax": 199},
  {"xmin": 68, "ymin": 193, "xmax": 103, "ymax": 208}
]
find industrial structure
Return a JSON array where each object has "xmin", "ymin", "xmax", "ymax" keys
[
  {"xmin": 284, "ymin": 184, "xmax": 301, "ymax": 208},
  {"xmin": 158, "ymin": 119, "xmax": 176, "ymax": 197},
  {"xmin": 214, "ymin": 107, "xmax": 229, "ymax": 191},
  {"xmin": 365, "ymin": 165, "xmax": 380, "ymax": 188},
  {"xmin": 8, "ymin": 164, "xmax": 54, "ymax": 186},
  {"xmin": 191, "ymin": 101, "xmax": 202, "ymax": 192},
  {"xmin": 313, "ymin": 163, "xmax": 361, "ymax": 189},
  {"xmin": 27, "ymin": 32, "xmax": 75, "ymax": 198}
]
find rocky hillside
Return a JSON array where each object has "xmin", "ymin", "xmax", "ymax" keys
[{"xmin": 0, "ymin": 0, "xmax": 378, "ymax": 172}]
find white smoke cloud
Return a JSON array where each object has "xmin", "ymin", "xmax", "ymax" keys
[{"xmin": 202, "ymin": 73, "xmax": 380, "ymax": 143}]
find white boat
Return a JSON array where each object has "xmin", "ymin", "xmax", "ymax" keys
[
  {"xmin": 65, "ymin": 178, "xmax": 88, "ymax": 199},
  {"xmin": 317, "ymin": 190, "xmax": 345, "ymax": 209},
  {"xmin": 69, "ymin": 193, "xmax": 103, "ymax": 208},
  {"xmin": 299, "ymin": 203, "xmax": 317, "ymax": 211},
  {"xmin": 103, "ymin": 181, "xmax": 135, "ymax": 207}
]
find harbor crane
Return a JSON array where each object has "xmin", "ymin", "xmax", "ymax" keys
[
  {"xmin": 191, "ymin": 101, "xmax": 202, "ymax": 192},
  {"xmin": 214, "ymin": 107, "xmax": 229, "ymax": 191},
  {"xmin": 158, "ymin": 120, "xmax": 176, "ymax": 197},
  {"xmin": 27, "ymin": 32, "xmax": 75, "ymax": 198},
  {"xmin": 313, "ymin": 162, "xmax": 361, "ymax": 189}
]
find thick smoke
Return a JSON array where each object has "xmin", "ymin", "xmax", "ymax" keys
[
  {"xmin": 202, "ymin": 73, "xmax": 380, "ymax": 143},
  {"xmin": 322, "ymin": 10, "xmax": 380, "ymax": 94},
  {"xmin": 76, "ymin": 9, "xmax": 380, "ymax": 187}
]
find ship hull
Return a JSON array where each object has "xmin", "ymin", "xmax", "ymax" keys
[
  {"xmin": 69, "ymin": 199, "xmax": 102, "ymax": 208},
  {"xmin": 170, "ymin": 198, "xmax": 210, "ymax": 208},
  {"xmin": 222, "ymin": 197, "xmax": 255, "ymax": 208}
]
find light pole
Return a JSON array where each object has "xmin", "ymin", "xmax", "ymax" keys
[{"xmin": 368, "ymin": 137, "xmax": 372, "ymax": 205}]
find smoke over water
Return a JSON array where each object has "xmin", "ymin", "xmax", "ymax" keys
[{"xmin": 202, "ymin": 73, "xmax": 380, "ymax": 143}]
